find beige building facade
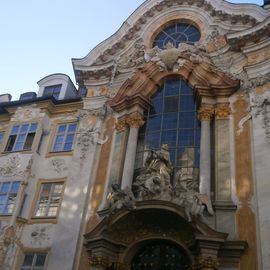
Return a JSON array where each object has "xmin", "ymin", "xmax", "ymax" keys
[{"xmin": 0, "ymin": 0, "xmax": 270, "ymax": 269}]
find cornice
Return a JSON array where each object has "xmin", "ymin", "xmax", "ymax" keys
[
  {"xmin": 227, "ymin": 16, "xmax": 270, "ymax": 51},
  {"xmin": 72, "ymin": 0, "xmax": 266, "ymax": 76},
  {"xmin": 4, "ymin": 100, "xmax": 83, "ymax": 117}
]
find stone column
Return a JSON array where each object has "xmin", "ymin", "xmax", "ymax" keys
[
  {"xmin": 214, "ymin": 104, "xmax": 231, "ymax": 201},
  {"xmin": 121, "ymin": 113, "xmax": 144, "ymax": 189},
  {"xmin": 198, "ymin": 106, "xmax": 214, "ymax": 197}
]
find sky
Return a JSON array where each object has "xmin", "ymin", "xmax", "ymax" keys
[{"xmin": 0, "ymin": 0, "xmax": 263, "ymax": 100}]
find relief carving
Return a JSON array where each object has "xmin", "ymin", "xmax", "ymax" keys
[
  {"xmin": 237, "ymin": 94, "xmax": 270, "ymax": 145},
  {"xmin": 107, "ymin": 145, "xmax": 213, "ymax": 222},
  {"xmin": 77, "ymin": 106, "xmax": 109, "ymax": 159},
  {"xmin": 145, "ymin": 42, "xmax": 210, "ymax": 72},
  {"xmin": 0, "ymin": 224, "xmax": 17, "ymax": 269},
  {"xmin": 12, "ymin": 105, "xmax": 41, "ymax": 122},
  {"xmin": 0, "ymin": 155, "xmax": 24, "ymax": 177},
  {"xmin": 116, "ymin": 39, "xmax": 146, "ymax": 70},
  {"xmin": 50, "ymin": 158, "xmax": 67, "ymax": 175},
  {"xmin": 0, "ymin": 155, "xmax": 34, "ymax": 178},
  {"xmin": 30, "ymin": 226, "xmax": 50, "ymax": 246}
]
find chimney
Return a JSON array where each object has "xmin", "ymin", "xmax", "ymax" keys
[{"xmin": 0, "ymin": 94, "xmax": 12, "ymax": 103}]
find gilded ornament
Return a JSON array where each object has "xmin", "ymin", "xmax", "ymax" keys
[
  {"xmin": 89, "ymin": 255, "xmax": 112, "ymax": 268},
  {"xmin": 190, "ymin": 256, "xmax": 219, "ymax": 270},
  {"xmin": 115, "ymin": 120, "xmax": 126, "ymax": 131},
  {"xmin": 198, "ymin": 107, "xmax": 214, "ymax": 121},
  {"xmin": 126, "ymin": 114, "xmax": 145, "ymax": 128},
  {"xmin": 215, "ymin": 105, "xmax": 231, "ymax": 119}
]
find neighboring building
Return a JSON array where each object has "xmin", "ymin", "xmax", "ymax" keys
[{"xmin": 0, "ymin": 0, "xmax": 270, "ymax": 269}]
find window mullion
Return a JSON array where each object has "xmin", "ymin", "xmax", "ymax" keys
[
  {"xmin": 12, "ymin": 126, "xmax": 21, "ymax": 151},
  {"xmin": 46, "ymin": 184, "xmax": 54, "ymax": 216}
]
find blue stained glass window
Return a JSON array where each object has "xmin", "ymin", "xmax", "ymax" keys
[
  {"xmin": 135, "ymin": 78, "xmax": 201, "ymax": 184},
  {"xmin": 153, "ymin": 23, "xmax": 201, "ymax": 49},
  {"xmin": 52, "ymin": 123, "xmax": 77, "ymax": 152}
]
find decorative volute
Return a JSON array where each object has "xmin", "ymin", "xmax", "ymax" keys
[{"xmin": 108, "ymin": 60, "xmax": 239, "ymax": 113}]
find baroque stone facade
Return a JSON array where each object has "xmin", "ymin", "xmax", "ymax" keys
[{"xmin": 0, "ymin": 1, "xmax": 270, "ymax": 270}]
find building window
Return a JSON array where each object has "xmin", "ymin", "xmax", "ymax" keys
[
  {"xmin": 0, "ymin": 132, "xmax": 4, "ymax": 144},
  {"xmin": 5, "ymin": 123, "xmax": 37, "ymax": 152},
  {"xmin": 43, "ymin": 84, "xmax": 62, "ymax": 99},
  {"xmin": 52, "ymin": 123, "xmax": 77, "ymax": 152},
  {"xmin": 135, "ymin": 78, "xmax": 200, "ymax": 184},
  {"xmin": 153, "ymin": 23, "xmax": 201, "ymax": 49},
  {"xmin": 34, "ymin": 182, "xmax": 64, "ymax": 218},
  {"xmin": 0, "ymin": 181, "xmax": 20, "ymax": 215},
  {"xmin": 21, "ymin": 253, "xmax": 47, "ymax": 270}
]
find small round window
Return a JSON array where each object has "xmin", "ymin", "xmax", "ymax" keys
[{"xmin": 153, "ymin": 23, "xmax": 201, "ymax": 49}]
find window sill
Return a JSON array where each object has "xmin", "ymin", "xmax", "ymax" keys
[
  {"xmin": 28, "ymin": 217, "xmax": 58, "ymax": 224},
  {"xmin": 1, "ymin": 149, "xmax": 33, "ymax": 156},
  {"xmin": 46, "ymin": 150, "xmax": 74, "ymax": 158}
]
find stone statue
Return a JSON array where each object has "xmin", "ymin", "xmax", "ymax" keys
[
  {"xmin": 107, "ymin": 184, "xmax": 136, "ymax": 213},
  {"xmin": 133, "ymin": 144, "xmax": 173, "ymax": 201},
  {"xmin": 132, "ymin": 145, "xmax": 214, "ymax": 222},
  {"xmin": 144, "ymin": 144, "xmax": 172, "ymax": 184}
]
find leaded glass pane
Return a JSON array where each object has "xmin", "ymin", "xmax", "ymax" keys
[
  {"xmin": 153, "ymin": 23, "xmax": 201, "ymax": 49},
  {"xmin": 135, "ymin": 78, "xmax": 200, "ymax": 184}
]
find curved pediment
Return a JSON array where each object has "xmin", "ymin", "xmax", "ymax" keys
[
  {"xmin": 108, "ymin": 47, "xmax": 239, "ymax": 113},
  {"xmin": 85, "ymin": 200, "xmax": 227, "ymax": 247},
  {"xmin": 72, "ymin": 0, "xmax": 267, "ymax": 82}
]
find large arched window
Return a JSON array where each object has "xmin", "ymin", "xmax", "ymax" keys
[
  {"xmin": 153, "ymin": 23, "xmax": 201, "ymax": 49},
  {"xmin": 135, "ymin": 78, "xmax": 200, "ymax": 185}
]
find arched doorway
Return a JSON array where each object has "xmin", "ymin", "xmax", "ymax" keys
[{"xmin": 131, "ymin": 240, "xmax": 190, "ymax": 270}]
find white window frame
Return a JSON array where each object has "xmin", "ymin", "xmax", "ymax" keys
[
  {"xmin": 51, "ymin": 123, "xmax": 77, "ymax": 152},
  {"xmin": 34, "ymin": 182, "xmax": 64, "ymax": 218},
  {"xmin": 0, "ymin": 181, "xmax": 20, "ymax": 215},
  {"xmin": 5, "ymin": 123, "xmax": 38, "ymax": 152}
]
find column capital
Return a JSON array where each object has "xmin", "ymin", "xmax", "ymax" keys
[
  {"xmin": 115, "ymin": 119, "xmax": 127, "ymax": 132},
  {"xmin": 126, "ymin": 112, "xmax": 145, "ymax": 128},
  {"xmin": 191, "ymin": 256, "xmax": 219, "ymax": 270},
  {"xmin": 89, "ymin": 255, "xmax": 112, "ymax": 268},
  {"xmin": 198, "ymin": 105, "xmax": 215, "ymax": 121},
  {"xmin": 215, "ymin": 103, "xmax": 231, "ymax": 119}
]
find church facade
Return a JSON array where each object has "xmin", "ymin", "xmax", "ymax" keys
[{"xmin": 0, "ymin": 0, "xmax": 270, "ymax": 269}]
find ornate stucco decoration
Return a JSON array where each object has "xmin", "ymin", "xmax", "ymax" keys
[
  {"xmin": 191, "ymin": 256, "xmax": 219, "ymax": 270},
  {"xmin": 30, "ymin": 226, "xmax": 51, "ymax": 246},
  {"xmin": 106, "ymin": 145, "xmax": 214, "ymax": 222},
  {"xmin": 0, "ymin": 155, "xmax": 24, "ymax": 177},
  {"xmin": 89, "ymin": 0, "xmax": 257, "ymax": 66},
  {"xmin": 0, "ymin": 155, "xmax": 34, "ymax": 179},
  {"xmin": 145, "ymin": 42, "xmax": 210, "ymax": 72},
  {"xmin": 0, "ymin": 225, "xmax": 16, "ymax": 269},
  {"xmin": 109, "ymin": 57, "xmax": 239, "ymax": 114},
  {"xmin": 77, "ymin": 106, "xmax": 109, "ymax": 159},
  {"xmin": 198, "ymin": 105, "xmax": 215, "ymax": 121},
  {"xmin": 50, "ymin": 158, "xmax": 67, "ymax": 175},
  {"xmin": 238, "ymin": 94, "xmax": 270, "ymax": 145},
  {"xmin": 11, "ymin": 105, "xmax": 42, "ymax": 122}
]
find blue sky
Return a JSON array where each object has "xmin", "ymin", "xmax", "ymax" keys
[{"xmin": 0, "ymin": 0, "xmax": 263, "ymax": 100}]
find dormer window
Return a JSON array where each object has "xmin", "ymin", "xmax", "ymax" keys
[
  {"xmin": 153, "ymin": 23, "xmax": 201, "ymax": 49},
  {"xmin": 43, "ymin": 84, "xmax": 62, "ymax": 99}
]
